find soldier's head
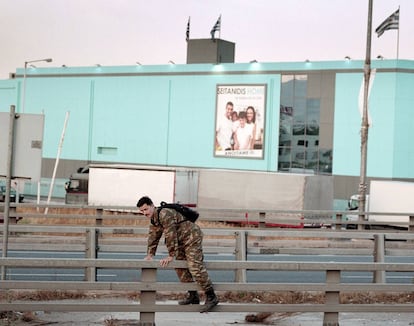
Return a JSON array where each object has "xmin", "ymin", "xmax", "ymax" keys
[{"xmin": 137, "ymin": 196, "xmax": 155, "ymax": 218}]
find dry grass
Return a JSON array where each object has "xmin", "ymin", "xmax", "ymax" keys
[
  {"xmin": 0, "ymin": 290, "xmax": 89, "ymax": 301},
  {"xmin": 2, "ymin": 289, "xmax": 413, "ymax": 304},
  {"xmin": 1, "ymin": 290, "xmax": 413, "ymax": 324},
  {"xmin": 18, "ymin": 207, "xmax": 148, "ymax": 227},
  {"xmin": 15, "ymin": 207, "xmax": 322, "ymax": 241},
  {"xmin": 16, "ymin": 207, "xmax": 236, "ymax": 240}
]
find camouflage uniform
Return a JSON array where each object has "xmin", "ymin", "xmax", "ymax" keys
[{"xmin": 147, "ymin": 207, "xmax": 213, "ymax": 291}]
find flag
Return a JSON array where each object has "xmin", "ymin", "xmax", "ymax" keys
[
  {"xmin": 210, "ymin": 15, "xmax": 221, "ymax": 39},
  {"xmin": 186, "ymin": 17, "xmax": 190, "ymax": 42},
  {"xmin": 375, "ymin": 9, "xmax": 399, "ymax": 37}
]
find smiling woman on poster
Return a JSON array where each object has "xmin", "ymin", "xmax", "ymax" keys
[{"xmin": 245, "ymin": 106, "xmax": 257, "ymax": 149}]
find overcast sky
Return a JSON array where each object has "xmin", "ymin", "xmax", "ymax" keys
[{"xmin": 0, "ymin": 0, "xmax": 412, "ymax": 79}]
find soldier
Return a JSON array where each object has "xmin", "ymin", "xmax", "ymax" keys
[{"xmin": 137, "ymin": 196, "xmax": 219, "ymax": 313}]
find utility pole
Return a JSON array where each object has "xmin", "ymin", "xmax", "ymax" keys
[
  {"xmin": 358, "ymin": 0, "xmax": 373, "ymax": 230},
  {"xmin": 1, "ymin": 106, "xmax": 16, "ymax": 280}
]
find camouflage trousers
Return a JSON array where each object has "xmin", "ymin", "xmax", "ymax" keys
[{"xmin": 175, "ymin": 226, "xmax": 213, "ymax": 291}]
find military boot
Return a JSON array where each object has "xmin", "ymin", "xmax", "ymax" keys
[
  {"xmin": 200, "ymin": 288, "xmax": 219, "ymax": 313},
  {"xmin": 179, "ymin": 291, "xmax": 200, "ymax": 305}
]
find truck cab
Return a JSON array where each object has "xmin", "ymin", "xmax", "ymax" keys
[
  {"xmin": 345, "ymin": 194, "xmax": 369, "ymax": 229},
  {"xmin": 64, "ymin": 166, "xmax": 89, "ymax": 204},
  {"xmin": 347, "ymin": 194, "xmax": 360, "ymax": 211}
]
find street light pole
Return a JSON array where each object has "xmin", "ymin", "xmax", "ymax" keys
[
  {"xmin": 21, "ymin": 58, "xmax": 52, "ymax": 113},
  {"xmin": 358, "ymin": 0, "xmax": 373, "ymax": 230},
  {"xmin": 1, "ymin": 105, "xmax": 16, "ymax": 280}
]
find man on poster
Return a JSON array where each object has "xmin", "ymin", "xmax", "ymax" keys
[{"xmin": 215, "ymin": 101, "xmax": 234, "ymax": 151}]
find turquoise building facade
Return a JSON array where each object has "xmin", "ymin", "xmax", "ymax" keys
[{"xmin": 0, "ymin": 59, "xmax": 413, "ymax": 201}]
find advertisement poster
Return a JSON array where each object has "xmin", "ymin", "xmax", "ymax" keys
[{"xmin": 214, "ymin": 84, "xmax": 266, "ymax": 158}]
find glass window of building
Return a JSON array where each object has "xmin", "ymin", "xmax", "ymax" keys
[{"xmin": 278, "ymin": 74, "xmax": 333, "ymax": 174}]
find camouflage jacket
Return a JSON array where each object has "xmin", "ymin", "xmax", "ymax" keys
[{"xmin": 147, "ymin": 207, "xmax": 200, "ymax": 257}]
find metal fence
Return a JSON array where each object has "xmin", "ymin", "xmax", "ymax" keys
[
  {"xmin": 1, "ymin": 258, "xmax": 414, "ymax": 326},
  {"xmin": 1, "ymin": 203, "xmax": 414, "ymax": 326}
]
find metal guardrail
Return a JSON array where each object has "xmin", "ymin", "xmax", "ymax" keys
[
  {"xmin": 0, "ymin": 258, "xmax": 413, "ymax": 326},
  {"xmin": 3, "ymin": 202, "xmax": 414, "ymax": 228},
  {"xmin": 1, "ymin": 204, "xmax": 414, "ymax": 325}
]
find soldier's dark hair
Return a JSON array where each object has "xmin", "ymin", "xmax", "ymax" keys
[{"xmin": 137, "ymin": 196, "xmax": 153, "ymax": 207}]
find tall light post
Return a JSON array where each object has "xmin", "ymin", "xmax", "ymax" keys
[
  {"xmin": 358, "ymin": 0, "xmax": 373, "ymax": 230},
  {"xmin": 22, "ymin": 58, "xmax": 53, "ymax": 113}
]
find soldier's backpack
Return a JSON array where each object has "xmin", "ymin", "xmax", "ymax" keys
[{"xmin": 157, "ymin": 201, "xmax": 199, "ymax": 223}]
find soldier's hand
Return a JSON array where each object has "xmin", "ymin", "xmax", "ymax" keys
[
  {"xmin": 159, "ymin": 256, "xmax": 173, "ymax": 267},
  {"xmin": 144, "ymin": 255, "xmax": 153, "ymax": 261}
]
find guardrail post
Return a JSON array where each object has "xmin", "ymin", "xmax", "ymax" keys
[
  {"xmin": 96, "ymin": 208, "xmax": 103, "ymax": 226},
  {"xmin": 234, "ymin": 231, "xmax": 247, "ymax": 283},
  {"xmin": 335, "ymin": 213, "xmax": 342, "ymax": 230},
  {"xmin": 373, "ymin": 234, "xmax": 385, "ymax": 283},
  {"xmin": 140, "ymin": 267, "xmax": 157, "ymax": 325},
  {"xmin": 259, "ymin": 212, "xmax": 266, "ymax": 229},
  {"xmin": 85, "ymin": 228, "xmax": 99, "ymax": 281},
  {"xmin": 9, "ymin": 207, "xmax": 17, "ymax": 225},
  {"xmin": 9, "ymin": 207, "xmax": 17, "ymax": 237},
  {"xmin": 323, "ymin": 269, "xmax": 340, "ymax": 326}
]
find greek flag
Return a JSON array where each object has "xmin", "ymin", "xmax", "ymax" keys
[
  {"xmin": 186, "ymin": 17, "xmax": 190, "ymax": 42},
  {"xmin": 210, "ymin": 15, "xmax": 221, "ymax": 39},
  {"xmin": 375, "ymin": 9, "xmax": 399, "ymax": 37}
]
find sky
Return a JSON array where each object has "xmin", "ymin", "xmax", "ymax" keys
[{"xmin": 0, "ymin": 0, "xmax": 412, "ymax": 79}]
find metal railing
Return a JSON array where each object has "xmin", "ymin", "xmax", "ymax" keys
[
  {"xmin": 1, "ymin": 203, "xmax": 414, "ymax": 325},
  {"xmin": 0, "ymin": 258, "xmax": 413, "ymax": 326}
]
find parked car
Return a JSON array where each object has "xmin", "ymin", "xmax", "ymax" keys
[{"xmin": 0, "ymin": 185, "xmax": 24, "ymax": 203}]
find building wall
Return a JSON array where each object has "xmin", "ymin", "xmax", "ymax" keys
[
  {"xmin": 0, "ymin": 80, "xmax": 18, "ymax": 111},
  {"xmin": 1, "ymin": 60, "xmax": 414, "ymax": 201},
  {"xmin": 333, "ymin": 66, "xmax": 414, "ymax": 181},
  {"xmin": 186, "ymin": 39, "xmax": 235, "ymax": 64},
  {"xmin": 3, "ymin": 65, "xmax": 284, "ymax": 175},
  {"xmin": 393, "ymin": 73, "xmax": 414, "ymax": 177}
]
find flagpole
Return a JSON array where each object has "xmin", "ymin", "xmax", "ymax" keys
[{"xmin": 396, "ymin": 6, "xmax": 400, "ymax": 59}]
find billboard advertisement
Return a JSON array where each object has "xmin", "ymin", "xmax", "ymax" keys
[{"xmin": 214, "ymin": 84, "xmax": 266, "ymax": 159}]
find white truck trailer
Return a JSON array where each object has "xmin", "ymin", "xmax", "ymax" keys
[
  {"xmin": 87, "ymin": 164, "xmax": 198, "ymax": 207},
  {"xmin": 64, "ymin": 164, "xmax": 198, "ymax": 206},
  {"xmin": 65, "ymin": 164, "xmax": 333, "ymax": 228},
  {"xmin": 347, "ymin": 180, "xmax": 414, "ymax": 229},
  {"xmin": 197, "ymin": 169, "xmax": 333, "ymax": 227}
]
